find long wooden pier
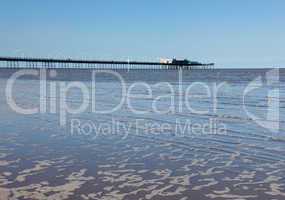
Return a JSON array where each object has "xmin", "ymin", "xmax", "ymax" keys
[{"xmin": 0, "ymin": 57, "xmax": 214, "ymax": 70}]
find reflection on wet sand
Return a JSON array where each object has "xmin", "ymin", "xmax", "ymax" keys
[{"xmin": 0, "ymin": 130, "xmax": 284, "ymax": 199}]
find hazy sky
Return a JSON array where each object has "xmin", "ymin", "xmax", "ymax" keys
[{"xmin": 0, "ymin": 0, "xmax": 284, "ymax": 68}]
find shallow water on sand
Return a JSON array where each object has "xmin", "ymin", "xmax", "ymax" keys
[{"xmin": 0, "ymin": 69, "xmax": 285, "ymax": 200}]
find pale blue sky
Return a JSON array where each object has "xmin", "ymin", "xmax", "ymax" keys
[{"xmin": 0, "ymin": 0, "xmax": 284, "ymax": 68}]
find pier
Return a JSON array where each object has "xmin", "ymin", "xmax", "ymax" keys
[{"xmin": 0, "ymin": 57, "xmax": 214, "ymax": 70}]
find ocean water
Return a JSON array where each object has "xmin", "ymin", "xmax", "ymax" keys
[{"xmin": 0, "ymin": 68, "xmax": 284, "ymax": 200}]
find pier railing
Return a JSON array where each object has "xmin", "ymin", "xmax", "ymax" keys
[{"xmin": 0, "ymin": 57, "xmax": 214, "ymax": 70}]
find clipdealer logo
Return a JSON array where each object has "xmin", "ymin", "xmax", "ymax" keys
[
  {"xmin": 243, "ymin": 69, "xmax": 280, "ymax": 133},
  {"xmin": 5, "ymin": 69, "xmax": 228, "ymax": 137}
]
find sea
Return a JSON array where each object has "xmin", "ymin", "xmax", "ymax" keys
[{"xmin": 0, "ymin": 68, "xmax": 284, "ymax": 200}]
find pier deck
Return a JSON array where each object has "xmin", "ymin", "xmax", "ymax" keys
[{"xmin": 0, "ymin": 57, "xmax": 214, "ymax": 70}]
